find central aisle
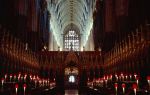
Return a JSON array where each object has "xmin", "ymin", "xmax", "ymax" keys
[{"xmin": 65, "ymin": 90, "xmax": 79, "ymax": 95}]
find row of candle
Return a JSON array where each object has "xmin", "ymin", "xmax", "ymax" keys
[
  {"xmin": 87, "ymin": 73, "xmax": 150, "ymax": 95},
  {"xmin": 1, "ymin": 73, "xmax": 56, "ymax": 95}
]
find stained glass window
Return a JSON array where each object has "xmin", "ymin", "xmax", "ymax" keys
[{"xmin": 64, "ymin": 30, "xmax": 79, "ymax": 51}]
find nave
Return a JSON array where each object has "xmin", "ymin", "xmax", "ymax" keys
[{"xmin": 1, "ymin": 0, "xmax": 150, "ymax": 94}]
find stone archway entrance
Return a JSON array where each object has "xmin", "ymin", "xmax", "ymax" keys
[{"xmin": 64, "ymin": 52, "xmax": 79, "ymax": 89}]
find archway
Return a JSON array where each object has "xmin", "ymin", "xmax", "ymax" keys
[{"xmin": 64, "ymin": 52, "xmax": 79, "ymax": 89}]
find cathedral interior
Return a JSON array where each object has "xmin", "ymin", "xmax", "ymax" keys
[{"xmin": 0, "ymin": 0, "xmax": 150, "ymax": 95}]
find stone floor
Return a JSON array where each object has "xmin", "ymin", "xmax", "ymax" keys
[{"xmin": 65, "ymin": 90, "xmax": 79, "ymax": 95}]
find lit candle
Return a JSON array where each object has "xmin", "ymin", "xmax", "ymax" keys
[
  {"xmin": 147, "ymin": 76, "xmax": 150, "ymax": 90},
  {"xmin": 23, "ymin": 84, "xmax": 27, "ymax": 94},
  {"xmin": 5, "ymin": 74, "xmax": 7, "ymax": 82},
  {"xmin": 1, "ymin": 78, "xmax": 4, "ymax": 88},
  {"xmin": 24, "ymin": 74, "xmax": 27, "ymax": 82},
  {"xmin": 14, "ymin": 74, "xmax": 16, "ymax": 82},
  {"xmin": 35, "ymin": 79, "xmax": 37, "ymax": 88},
  {"xmin": 136, "ymin": 77, "xmax": 139, "ymax": 89},
  {"xmin": 105, "ymin": 79, "xmax": 108, "ymax": 87},
  {"xmin": 18, "ymin": 76, "xmax": 20, "ymax": 82},
  {"xmin": 125, "ymin": 75, "xmax": 128, "ymax": 81},
  {"xmin": 122, "ymin": 83, "xmax": 126, "ymax": 94},
  {"xmin": 18, "ymin": 72, "xmax": 21, "ymax": 78},
  {"xmin": 114, "ymin": 83, "xmax": 118, "ymax": 95},
  {"xmin": 129, "ymin": 74, "xmax": 132, "ymax": 81},
  {"xmin": 132, "ymin": 83, "xmax": 137, "ymax": 95},
  {"xmin": 15, "ymin": 83, "xmax": 18, "ymax": 95},
  {"xmin": 110, "ymin": 75, "xmax": 112, "ymax": 81},
  {"xmin": 115, "ymin": 74, "xmax": 118, "ymax": 81},
  {"xmin": 43, "ymin": 79, "xmax": 45, "ymax": 86},
  {"xmin": 134, "ymin": 73, "xmax": 137, "ymax": 80},
  {"xmin": 30, "ymin": 75, "xmax": 32, "ymax": 81},
  {"xmin": 10, "ymin": 74, "xmax": 12, "ymax": 82},
  {"xmin": 119, "ymin": 76, "xmax": 121, "ymax": 81},
  {"xmin": 39, "ymin": 80, "xmax": 42, "ymax": 87},
  {"xmin": 48, "ymin": 80, "xmax": 50, "ymax": 86}
]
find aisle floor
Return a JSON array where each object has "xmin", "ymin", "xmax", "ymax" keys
[{"xmin": 65, "ymin": 90, "xmax": 79, "ymax": 95}]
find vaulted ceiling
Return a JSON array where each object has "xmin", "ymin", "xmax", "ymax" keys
[{"xmin": 46, "ymin": 0, "xmax": 96, "ymax": 49}]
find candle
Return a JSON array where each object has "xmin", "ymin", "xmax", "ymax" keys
[
  {"xmin": 1, "ymin": 78, "xmax": 4, "ymax": 88},
  {"xmin": 110, "ymin": 75, "xmax": 112, "ymax": 81},
  {"xmin": 147, "ymin": 76, "xmax": 150, "ymax": 90},
  {"xmin": 35, "ymin": 79, "xmax": 37, "ymax": 88},
  {"xmin": 15, "ymin": 84, "xmax": 18, "ymax": 94},
  {"xmin": 122, "ymin": 83, "xmax": 126, "ymax": 94},
  {"xmin": 23, "ymin": 84, "xmax": 27, "ymax": 94},
  {"xmin": 129, "ymin": 74, "xmax": 132, "ymax": 81},
  {"xmin": 10, "ymin": 74, "xmax": 12, "ymax": 82},
  {"xmin": 134, "ymin": 73, "xmax": 137, "ymax": 80},
  {"xmin": 114, "ymin": 83, "xmax": 118, "ymax": 95},
  {"xmin": 136, "ymin": 77, "xmax": 139, "ymax": 89},
  {"xmin": 125, "ymin": 75, "xmax": 128, "ymax": 81},
  {"xmin": 5, "ymin": 74, "xmax": 7, "ymax": 82},
  {"xmin": 105, "ymin": 79, "xmax": 108, "ymax": 87},
  {"xmin": 14, "ymin": 74, "xmax": 16, "ymax": 82},
  {"xmin": 115, "ymin": 74, "xmax": 118, "ymax": 81},
  {"xmin": 24, "ymin": 74, "xmax": 27, "ymax": 82},
  {"xmin": 132, "ymin": 83, "xmax": 137, "ymax": 95}
]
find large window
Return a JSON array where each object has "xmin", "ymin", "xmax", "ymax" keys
[{"xmin": 64, "ymin": 30, "xmax": 79, "ymax": 51}]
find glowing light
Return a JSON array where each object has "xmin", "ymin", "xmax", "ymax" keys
[
  {"xmin": 69, "ymin": 75, "xmax": 75, "ymax": 83},
  {"xmin": 122, "ymin": 83, "xmax": 126, "ymax": 94},
  {"xmin": 15, "ymin": 84, "xmax": 18, "ymax": 94}
]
